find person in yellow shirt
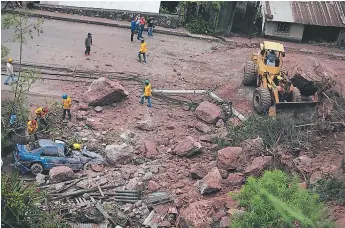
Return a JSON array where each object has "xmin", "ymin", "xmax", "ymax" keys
[
  {"xmin": 62, "ymin": 94, "xmax": 72, "ymax": 120},
  {"xmin": 140, "ymin": 79, "xmax": 152, "ymax": 108},
  {"xmin": 138, "ymin": 39, "xmax": 147, "ymax": 63},
  {"xmin": 27, "ymin": 120, "xmax": 38, "ymax": 141},
  {"xmin": 35, "ymin": 106, "xmax": 48, "ymax": 127}
]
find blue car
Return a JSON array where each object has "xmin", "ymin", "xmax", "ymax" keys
[{"xmin": 14, "ymin": 139, "xmax": 105, "ymax": 175}]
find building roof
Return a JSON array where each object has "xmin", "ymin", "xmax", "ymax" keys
[
  {"xmin": 263, "ymin": 1, "xmax": 345, "ymax": 28},
  {"xmin": 263, "ymin": 41, "xmax": 285, "ymax": 52}
]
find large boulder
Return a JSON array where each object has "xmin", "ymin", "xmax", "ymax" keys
[
  {"xmin": 190, "ymin": 163, "xmax": 208, "ymax": 179},
  {"xmin": 226, "ymin": 173, "xmax": 245, "ymax": 187},
  {"xmin": 174, "ymin": 136, "xmax": 202, "ymax": 157},
  {"xmin": 135, "ymin": 119, "xmax": 155, "ymax": 131},
  {"xmin": 198, "ymin": 167, "xmax": 222, "ymax": 194},
  {"xmin": 49, "ymin": 166, "xmax": 75, "ymax": 183},
  {"xmin": 195, "ymin": 101, "xmax": 222, "ymax": 124},
  {"xmin": 244, "ymin": 156, "xmax": 272, "ymax": 176},
  {"xmin": 84, "ymin": 77, "xmax": 128, "ymax": 106},
  {"xmin": 240, "ymin": 137, "xmax": 264, "ymax": 156},
  {"xmin": 105, "ymin": 143, "xmax": 134, "ymax": 165},
  {"xmin": 217, "ymin": 147, "xmax": 242, "ymax": 170}
]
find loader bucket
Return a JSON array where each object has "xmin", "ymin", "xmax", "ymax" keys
[{"xmin": 268, "ymin": 101, "xmax": 318, "ymax": 116}]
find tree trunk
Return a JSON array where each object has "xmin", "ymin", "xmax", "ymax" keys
[{"xmin": 217, "ymin": 1, "xmax": 238, "ymax": 36}]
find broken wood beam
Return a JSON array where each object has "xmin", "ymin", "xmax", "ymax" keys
[
  {"xmin": 98, "ymin": 185, "xmax": 105, "ymax": 198},
  {"xmin": 90, "ymin": 196, "xmax": 117, "ymax": 225},
  {"xmin": 51, "ymin": 184, "xmax": 117, "ymax": 200}
]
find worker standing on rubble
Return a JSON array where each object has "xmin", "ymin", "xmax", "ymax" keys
[
  {"xmin": 35, "ymin": 106, "xmax": 49, "ymax": 127},
  {"xmin": 27, "ymin": 119, "xmax": 38, "ymax": 141},
  {"xmin": 4, "ymin": 58, "xmax": 17, "ymax": 85},
  {"xmin": 131, "ymin": 17, "xmax": 137, "ymax": 42},
  {"xmin": 140, "ymin": 79, "xmax": 152, "ymax": 108},
  {"xmin": 138, "ymin": 40, "xmax": 147, "ymax": 63},
  {"xmin": 62, "ymin": 94, "xmax": 72, "ymax": 120},
  {"xmin": 85, "ymin": 33, "xmax": 92, "ymax": 56}
]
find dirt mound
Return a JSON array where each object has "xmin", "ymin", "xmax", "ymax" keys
[{"xmin": 284, "ymin": 57, "xmax": 337, "ymax": 96}]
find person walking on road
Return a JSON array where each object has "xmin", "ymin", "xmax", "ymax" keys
[
  {"xmin": 140, "ymin": 79, "xmax": 152, "ymax": 108},
  {"xmin": 131, "ymin": 18, "xmax": 137, "ymax": 42},
  {"xmin": 138, "ymin": 40, "xmax": 147, "ymax": 63},
  {"xmin": 147, "ymin": 17, "xmax": 154, "ymax": 37},
  {"xmin": 85, "ymin": 33, "xmax": 92, "ymax": 56},
  {"xmin": 135, "ymin": 14, "xmax": 141, "ymax": 31},
  {"xmin": 62, "ymin": 94, "xmax": 72, "ymax": 120},
  {"xmin": 137, "ymin": 16, "xmax": 145, "ymax": 40},
  {"xmin": 4, "ymin": 58, "xmax": 17, "ymax": 85}
]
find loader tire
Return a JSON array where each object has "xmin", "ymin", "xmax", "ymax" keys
[
  {"xmin": 243, "ymin": 60, "xmax": 257, "ymax": 86},
  {"xmin": 253, "ymin": 88, "xmax": 272, "ymax": 114},
  {"xmin": 292, "ymin": 87, "xmax": 301, "ymax": 102}
]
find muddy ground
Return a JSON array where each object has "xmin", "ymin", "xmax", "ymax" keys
[{"xmin": 1, "ymin": 18, "xmax": 345, "ymax": 227}]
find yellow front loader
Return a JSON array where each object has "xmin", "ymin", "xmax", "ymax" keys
[{"xmin": 243, "ymin": 41, "xmax": 318, "ymax": 116}]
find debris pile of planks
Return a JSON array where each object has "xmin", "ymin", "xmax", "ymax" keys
[{"xmin": 37, "ymin": 175, "xmax": 139, "ymax": 227}]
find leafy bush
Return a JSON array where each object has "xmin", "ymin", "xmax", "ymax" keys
[
  {"xmin": 186, "ymin": 19, "xmax": 215, "ymax": 35},
  {"xmin": 311, "ymin": 174, "xmax": 345, "ymax": 206},
  {"xmin": 231, "ymin": 170, "xmax": 334, "ymax": 228},
  {"xmin": 227, "ymin": 114, "xmax": 310, "ymax": 150},
  {"xmin": 1, "ymin": 173, "xmax": 69, "ymax": 228}
]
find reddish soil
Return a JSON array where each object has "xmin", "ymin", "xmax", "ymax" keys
[{"xmin": 1, "ymin": 18, "xmax": 345, "ymax": 227}]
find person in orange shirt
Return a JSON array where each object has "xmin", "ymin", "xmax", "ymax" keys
[{"xmin": 62, "ymin": 94, "xmax": 72, "ymax": 120}]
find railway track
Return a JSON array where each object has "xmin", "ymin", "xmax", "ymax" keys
[{"xmin": 1, "ymin": 61, "xmax": 146, "ymax": 84}]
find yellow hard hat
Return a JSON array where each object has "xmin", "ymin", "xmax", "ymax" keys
[
  {"xmin": 72, "ymin": 143, "xmax": 82, "ymax": 150},
  {"xmin": 8, "ymin": 58, "xmax": 13, "ymax": 63}
]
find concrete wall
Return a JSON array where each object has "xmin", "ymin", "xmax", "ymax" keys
[
  {"xmin": 35, "ymin": 4, "xmax": 181, "ymax": 28},
  {"xmin": 264, "ymin": 21, "xmax": 304, "ymax": 42},
  {"xmin": 40, "ymin": 1, "xmax": 161, "ymax": 13}
]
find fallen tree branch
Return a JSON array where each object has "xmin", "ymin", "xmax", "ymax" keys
[{"xmin": 295, "ymin": 122, "xmax": 345, "ymax": 128}]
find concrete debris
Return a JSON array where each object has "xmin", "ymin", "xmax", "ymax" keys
[
  {"xmin": 143, "ymin": 172, "xmax": 153, "ymax": 181},
  {"xmin": 36, "ymin": 173, "xmax": 46, "ymax": 186},
  {"xmin": 49, "ymin": 166, "xmax": 75, "ymax": 183},
  {"xmin": 84, "ymin": 77, "xmax": 128, "ymax": 106},
  {"xmin": 135, "ymin": 119, "xmax": 155, "ymax": 131},
  {"xmin": 94, "ymin": 106, "xmax": 103, "ymax": 112},
  {"xmin": 105, "ymin": 143, "xmax": 134, "ymax": 165},
  {"xmin": 195, "ymin": 101, "xmax": 222, "ymax": 124}
]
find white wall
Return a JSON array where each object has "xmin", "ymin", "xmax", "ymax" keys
[
  {"xmin": 264, "ymin": 21, "xmax": 304, "ymax": 42},
  {"xmin": 41, "ymin": 1, "xmax": 161, "ymax": 13}
]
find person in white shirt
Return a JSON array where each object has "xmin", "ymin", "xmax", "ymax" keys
[{"xmin": 4, "ymin": 58, "xmax": 16, "ymax": 85}]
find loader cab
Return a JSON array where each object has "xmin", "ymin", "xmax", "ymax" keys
[{"xmin": 258, "ymin": 41, "xmax": 285, "ymax": 76}]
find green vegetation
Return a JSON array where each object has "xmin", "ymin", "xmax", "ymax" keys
[
  {"xmin": 227, "ymin": 114, "xmax": 310, "ymax": 150},
  {"xmin": 231, "ymin": 170, "xmax": 335, "ymax": 228},
  {"xmin": 1, "ymin": 174, "xmax": 69, "ymax": 228},
  {"xmin": 186, "ymin": 19, "xmax": 215, "ymax": 35},
  {"xmin": 312, "ymin": 174, "xmax": 345, "ymax": 206}
]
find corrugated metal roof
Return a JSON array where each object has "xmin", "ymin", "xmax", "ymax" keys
[
  {"xmin": 264, "ymin": 1, "xmax": 345, "ymax": 27},
  {"xmin": 70, "ymin": 223, "xmax": 108, "ymax": 228}
]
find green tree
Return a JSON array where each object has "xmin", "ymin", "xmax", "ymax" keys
[
  {"xmin": 231, "ymin": 170, "xmax": 334, "ymax": 228},
  {"xmin": 2, "ymin": 11, "xmax": 43, "ymax": 123},
  {"xmin": 1, "ymin": 173, "xmax": 69, "ymax": 228}
]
